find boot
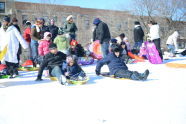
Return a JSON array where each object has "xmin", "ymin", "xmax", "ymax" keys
[
  {"xmin": 130, "ymin": 71, "xmax": 143, "ymax": 80},
  {"xmin": 141, "ymin": 69, "xmax": 149, "ymax": 81}
]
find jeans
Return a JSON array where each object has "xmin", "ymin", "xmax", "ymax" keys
[
  {"xmin": 153, "ymin": 38, "xmax": 163, "ymax": 60},
  {"xmin": 133, "ymin": 41, "xmax": 143, "ymax": 50},
  {"xmin": 31, "ymin": 39, "xmax": 39, "ymax": 63},
  {"xmin": 167, "ymin": 44, "xmax": 175, "ymax": 54},
  {"xmin": 51, "ymin": 66, "xmax": 64, "ymax": 83},
  {"xmin": 101, "ymin": 42, "xmax": 109, "ymax": 58}
]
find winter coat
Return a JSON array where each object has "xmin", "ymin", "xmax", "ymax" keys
[
  {"xmin": 38, "ymin": 40, "xmax": 51, "ymax": 56},
  {"xmin": 149, "ymin": 24, "xmax": 160, "ymax": 41},
  {"xmin": 0, "ymin": 25, "xmax": 28, "ymax": 63},
  {"xmin": 96, "ymin": 53, "xmax": 128, "ymax": 75},
  {"xmin": 134, "ymin": 25, "xmax": 144, "ymax": 42},
  {"xmin": 63, "ymin": 22, "xmax": 77, "ymax": 35},
  {"xmin": 31, "ymin": 25, "xmax": 42, "ymax": 41},
  {"xmin": 166, "ymin": 31, "xmax": 179, "ymax": 46},
  {"xmin": 23, "ymin": 27, "xmax": 31, "ymax": 43},
  {"xmin": 48, "ymin": 25, "xmax": 59, "ymax": 41},
  {"xmin": 66, "ymin": 63, "xmax": 85, "ymax": 77},
  {"xmin": 93, "ymin": 21, "xmax": 111, "ymax": 44},
  {"xmin": 37, "ymin": 51, "xmax": 66, "ymax": 78},
  {"xmin": 40, "ymin": 25, "xmax": 50, "ymax": 39},
  {"xmin": 68, "ymin": 44, "xmax": 85, "ymax": 57},
  {"xmin": 54, "ymin": 35, "xmax": 69, "ymax": 52}
]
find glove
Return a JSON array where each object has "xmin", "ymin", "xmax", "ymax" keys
[
  {"xmin": 95, "ymin": 70, "xmax": 100, "ymax": 76},
  {"xmin": 35, "ymin": 77, "xmax": 43, "ymax": 81}
]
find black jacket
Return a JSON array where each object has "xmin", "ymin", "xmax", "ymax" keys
[
  {"xmin": 66, "ymin": 63, "xmax": 84, "ymax": 77},
  {"xmin": 93, "ymin": 21, "xmax": 111, "ymax": 44},
  {"xmin": 40, "ymin": 25, "xmax": 50, "ymax": 39},
  {"xmin": 68, "ymin": 44, "xmax": 85, "ymax": 57},
  {"xmin": 134, "ymin": 26, "xmax": 144, "ymax": 42},
  {"xmin": 96, "ymin": 53, "xmax": 128, "ymax": 75},
  {"xmin": 37, "ymin": 51, "xmax": 66, "ymax": 78},
  {"xmin": 49, "ymin": 25, "xmax": 59, "ymax": 41}
]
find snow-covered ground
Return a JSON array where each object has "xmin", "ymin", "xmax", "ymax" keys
[{"xmin": 0, "ymin": 56, "xmax": 186, "ymax": 124}]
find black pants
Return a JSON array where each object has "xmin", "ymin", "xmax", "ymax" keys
[
  {"xmin": 153, "ymin": 38, "xmax": 163, "ymax": 60},
  {"xmin": 5, "ymin": 61, "xmax": 18, "ymax": 76},
  {"xmin": 115, "ymin": 69, "xmax": 143, "ymax": 80}
]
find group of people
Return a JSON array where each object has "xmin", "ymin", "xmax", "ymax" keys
[{"xmin": 4, "ymin": 14, "xmax": 180, "ymax": 84}]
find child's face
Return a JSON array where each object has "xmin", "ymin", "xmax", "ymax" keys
[
  {"xmin": 71, "ymin": 45, "xmax": 75, "ymax": 49},
  {"xmin": 46, "ymin": 36, "xmax": 51, "ymax": 41},
  {"xmin": 50, "ymin": 48, "xmax": 58, "ymax": 54},
  {"xmin": 69, "ymin": 61, "xmax": 74, "ymax": 66},
  {"xmin": 121, "ymin": 44, "xmax": 126, "ymax": 49},
  {"xmin": 114, "ymin": 52, "xmax": 120, "ymax": 57}
]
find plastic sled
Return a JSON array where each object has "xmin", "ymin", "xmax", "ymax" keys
[
  {"xmin": 50, "ymin": 76, "xmax": 89, "ymax": 85},
  {"xmin": 77, "ymin": 57, "xmax": 94, "ymax": 65},
  {"xmin": 18, "ymin": 67, "xmax": 39, "ymax": 71},
  {"xmin": 144, "ymin": 41, "xmax": 162, "ymax": 64},
  {"xmin": 166, "ymin": 63, "xmax": 186, "ymax": 69},
  {"xmin": 89, "ymin": 40, "xmax": 103, "ymax": 60},
  {"xmin": 100, "ymin": 72, "xmax": 129, "ymax": 80},
  {"xmin": 0, "ymin": 75, "xmax": 9, "ymax": 79},
  {"xmin": 0, "ymin": 64, "xmax": 7, "ymax": 71},
  {"xmin": 128, "ymin": 52, "xmax": 145, "ymax": 62}
]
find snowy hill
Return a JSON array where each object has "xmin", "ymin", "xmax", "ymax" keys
[{"xmin": 0, "ymin": 57, "xmax": 186, "ymax": 124}]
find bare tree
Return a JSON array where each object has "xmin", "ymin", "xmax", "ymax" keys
[{"xmin": 131, "ymin": 0, "xmax": 186, "ymax": 44}]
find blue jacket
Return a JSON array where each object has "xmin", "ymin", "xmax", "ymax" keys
[{"xmin": 96, "ymin": 53, "xmax": 128, "ymax": 75}]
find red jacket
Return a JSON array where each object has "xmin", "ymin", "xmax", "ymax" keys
[{"xmin": 23, "ymin": 27, "xmax": 31, "ymax": 43}]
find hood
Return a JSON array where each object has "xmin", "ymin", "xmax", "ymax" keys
[
  {"xmin": 172, "ymin": 31, "xmax": 179, "ymax": 38},
  {"xmin": 43, "ymin": 32, "xmax": 52, "ymax": 39}
]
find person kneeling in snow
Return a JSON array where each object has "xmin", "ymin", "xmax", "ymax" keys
[
  {"xmin": 63, "ymin": 56, "xmax": 86, "ymax": 81},
  {"xmin": 95, "ymin": 46, "xmax": 149, "ymax": 81},
  {"xmin": 35, "ymin": 43, "xmax": 67, "ymax": 85}
]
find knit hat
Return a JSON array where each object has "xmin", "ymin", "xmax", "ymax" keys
[
  {"xmin": 66, "ymin": 15, "xmax": 73, "ymax": 21},
  {"xmin": 49, "ymin": 43, "xmax": 57, "ymax": 49},
  {"xmin": 25, "ymin": 21, "xmax": 31, "ymax": 25},
  {"xmin": 119, "ymin": 33, "xmax": 125, "ymax": 38},
  {"xmin": 134, "ymin": 21, "xmax": 140, "ymax": 25},
  {"xmin": 110, "ymin": 38, "xmax": 117, "ymax": 44},
  {"xmin": 44, "ymin": 32, "xmax": 52, "ymax": 39},
  {"xmin": 3, "ymin": 16, "xmax": 11, "ymax": 23},
  {"xmin": 93, "ymin": 18, "xmax": 101, "ymax": 25},
  {"xmin": 121, "ymin": 41, "xmax": 126, "ymax": 45},
  {"xmin": 123, "ymin": 37, "xmax": 128, "ymax": 41},
  {"xmin": 70, "ymin": 40, "xmax": 78, "ymax": 46},
  {"xmin": 113, "ymin": 47, "xmax": 120, "ymax": 52}
]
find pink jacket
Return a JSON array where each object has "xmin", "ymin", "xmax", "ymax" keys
[{"xmin": 38, "ymin": 40, "xmax": 51, "ymax": 56}]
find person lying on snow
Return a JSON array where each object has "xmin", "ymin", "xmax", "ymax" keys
[
  {"xmin": 35, "ymin": 43, "xmax": 68, "ymax": 85},
  {"xmin": 63, "ymin": 56, "xmax": 86, "ymax": 81},
  {"xmin": 95, "ymin": 46, "xmax": 149, "ymax": 81}
]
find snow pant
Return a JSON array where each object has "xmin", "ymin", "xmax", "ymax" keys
[
  {"xmin": 153, "ymin": 38, "xmax": 163, "ymax": 60},
  {"xmin": 114, "ymin": 69, "xmax": 143, "ymax": 80},
  {"xmin": 51, "ymin": 66, "xmax": 65, "ymax": 83},
  {"xmin": 5, "ymin": 61, "xmax": 18, "ymax": 76},
  {"xmin": 133, "ymin": 41, "xmax": 143, "ymax": 50},
  {"xmin": 31, "ymin": 39, "xmax": 39, "ymax": 64},
  {"xmin": 101, "ymin": 42, "xmax": 109, "ymax": 58}
]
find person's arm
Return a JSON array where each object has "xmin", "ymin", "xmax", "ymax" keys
[
  {"xmin": 38, "ymin": 42, "xmax": 44, "ymax": 56},
  {"xmin": 14, "ymin": 28, "xmax": 28, "ymax": 49},
  {"xmin": 97, "ymin": 23, "xmax": 105, "ymax": 44},
  {"xmin": 31, "ymin": 27, "xmax": 40, "ymax": 41},
  {"xmin": 74, "ymin": 23, "xmax": 78, "ymax": 32},
  {"xmin": 95, "ymin": 57, "xmax": 110, "ymax": 75}
]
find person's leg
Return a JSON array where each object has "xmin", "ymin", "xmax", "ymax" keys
[
  {"xmin": 51, "ymin": 66, "xmax": 67, "ymax": 85},
  {"xmin": 115, "ymin": 69, "xmax": 149, "ymax": 81},
  {"xmin": 101, "ymin": 42, "xmax": 109, "ymax": 58},
  {"xmin": 31, "ymin": 40, "xmax": 39, "ymax": 64},
  {"xmin": 153, "ymin": 38, "xmax": 163, "ymax": 60}
]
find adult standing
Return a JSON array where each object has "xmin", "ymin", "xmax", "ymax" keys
[
  {"xmin": 0, "ymin": 16, "xmax": 28, "ymax": 78},
  {"xmin": 133, "ymin": 21, "xmax": 144, "ymax": 50},
  {"xmin": 23, "ymin": 21, "xmax": 32, "ymax": 59},
  {"xmin": 93, "ymin": 18, "xmax": 111, "ymax": 58},
  {"xmin": 39, "ymin": 18, "xmax": 50, "ymax": 39},
  {"xmin": 148, "ymin": 21, "xmax": 163, "ymax": 60},
  {"xmin": 48, "ymin": 19, "xmax": 59, "ymax": 41},
  {"xmin": 63, "ymin": 15, "xmax": 78, "ymax": 41},
  {"xmin": 30, "ymin": 18, "xmax": 43, "ymax": 65}
]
